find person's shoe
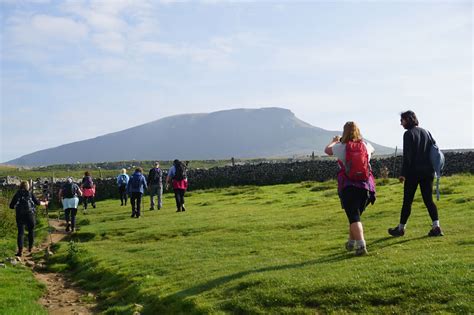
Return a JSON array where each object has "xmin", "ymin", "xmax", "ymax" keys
[
  {"xmin": 355, "ymin": 247, "xmax": 368, "ymax": 256},
  {"xmin": 150, "ymin": 207, "xmax": 154, "ymax": 211},
  {"xmin": 121, "ymin": 202, "xmax": 124, "ymax": 206},
  {"xmin": 92, "ymin": 204, "xmax": 96, "ymax": 209},
  {"xmin": 428, "ymin": 226, "xmax": 444, "ymax": 237},
  {"xmin": 28, "ymin": 247, "xmax": 33, "ymax": 253},
  {"xmin": 15, "ymin": 250, "xmax": 22, "ymax": 257},
  {"xmin": 65, "ymin": 224, "xmax": 71, "ymax": 232},
  {"xmin": 345, "ymin": 241, "xmax": 355, "ymax": 251},
  {"xmin": 388, "ymin": 226, "xmax": 405, "ymax": 237},
  {"xmin": 176, "ymin": 209, "xmax": 181, "ymax": 212},
  {"xmin": 181, "ymin": 205, "xmax": 186, "ymax": 212},
  {"xmin": 131, "ymin": 213, "xmax": 135, "ymax": 218}
]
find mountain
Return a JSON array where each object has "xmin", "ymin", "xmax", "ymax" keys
[{"xmin": 6, "ymin": 107, "xmax": 394, "ymax": 166}]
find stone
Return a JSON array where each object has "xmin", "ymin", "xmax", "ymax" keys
[
  {"xmin": 0, "ymin": 263, "xmax": 6, "ymax": 268},
  {"xmin": 25, "ymin": 260, "xmax": 35, "ymax": 268}
]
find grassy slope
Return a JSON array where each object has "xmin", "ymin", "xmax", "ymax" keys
[
  {"xmin": 46, "ymin": 174, "xmax": 474, "ymax": 314},
  {"xmin": 0, "ymin": 192, "xmax": 47, "ymax": 315}
]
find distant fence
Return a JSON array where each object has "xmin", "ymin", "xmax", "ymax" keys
[{"xmin": 1, "ymin": 151, "xmax": 472, "ymax": 206}]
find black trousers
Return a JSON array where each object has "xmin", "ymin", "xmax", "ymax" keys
[
  {"xmin": 400, "ymin": 175, "xmax": 438, "ymax": 224},
  {"xmin": 65, "ymin": 208, "xmax": 78, "ymax": 229},
  {"xmin": 173, "ymin": 189, "xmax": 186, "ymax": 210},
  {"xmin": 130, "ymin": 192, "xmax": 142, "ymax": 217},
  {"xmin": 16, "ymin": 212, "xmax": 35, "ymax": 250},
  {"xmin": 119, "ymin": 185, "xmax": 127, "ymax": 205},
  {"xmin": 83, "ymin": 196, "xmax": 95, "ymax": 209},
  {"xmin": 341, "ymin": 186, "xmax": 369, "ymax": 224}
]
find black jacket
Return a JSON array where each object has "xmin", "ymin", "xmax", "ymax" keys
[
  {"xmin": 9, "ymin": 189, "xmax": 40, "ymax": 213},
  {"xmin": 401, "ymin": 126, "xmax": 434, "ymax": 177}
]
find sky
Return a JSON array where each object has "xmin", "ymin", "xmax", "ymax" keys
[{"xmin": 1, "ymin": 0, "xmax": 472, "ymax": 163}]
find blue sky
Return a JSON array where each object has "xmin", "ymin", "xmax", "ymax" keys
[{"xmin": 1, "ymin": 0, "xmax": 472, "ymax": 163}]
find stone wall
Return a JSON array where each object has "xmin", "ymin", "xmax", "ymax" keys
[{"xmin": 1, "ymin": 151, "xmax": 472, "ymax": 205}]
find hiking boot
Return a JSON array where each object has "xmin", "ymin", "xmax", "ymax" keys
[
  {"xmin": 345, "ymin": 241, "xmax": 355, "ymax": 251},
  {"xmin": 428, "ymin": 226, "xmax": 444, "ymax": 237},
  {"xmin": 355, "ymin": 247, "xmax": 368, "ymax": 256},
  {"xmin": 388, "ymin": 226, "xmax": 405, "ymax": 237}
]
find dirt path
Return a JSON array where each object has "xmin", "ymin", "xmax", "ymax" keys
[{"xmin": 21, "ymin": 219, "xmax": 97, "ymax": 315}]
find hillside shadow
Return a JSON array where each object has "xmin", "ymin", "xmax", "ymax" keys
[{"xmin": 161, "ymin": 251, "xmax": 353, "ymax": 304}]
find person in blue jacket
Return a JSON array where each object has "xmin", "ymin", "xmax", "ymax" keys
[
  {"xmin": 116, "ymin": 168, "xmax": 129, "ymax": 206},
  {"xmin": 127, "ymin": 167, "xmax": 148, "ymax": 218}
]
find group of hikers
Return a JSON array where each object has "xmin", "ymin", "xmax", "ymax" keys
[{"xmin": 9, "ymin": 110, "xmax": 443, "ymax": 257}]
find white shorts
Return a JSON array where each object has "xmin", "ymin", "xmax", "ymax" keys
[{"xmin": 62, "ymin": 197, "xmax": 79, "ymax": 210}]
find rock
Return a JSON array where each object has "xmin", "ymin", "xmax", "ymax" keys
[
  {"xmin": 15, "ymin": 256, "xmax": 21, "ymax": 262},
  {"xmin": 0, "ymin": 263, "xmax": 6, "ymax": 268},
  {"xmin": 26, "ymin": 260, "xmax": 35, "ymax": 268},
  {"xmin": 11, "ymin": 260, "xmax": 18, "ymax": 266}
]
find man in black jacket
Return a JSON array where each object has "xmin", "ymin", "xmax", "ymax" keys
[{"xmin": 388, "ymin": 110, "xmax": 443, "ymax": 237}]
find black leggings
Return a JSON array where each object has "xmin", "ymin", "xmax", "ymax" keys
[
  {"xmin": 173, "ymin": 189, "xmax": 185, "ymax": 210},
  {"xmin": 65, "ymin": 208, "xmax": 78, "ymax": 229},
  {"xmin": 119, "ymin": 185, "xmax": 127, "ymax": 205},
  {"xmin": 83, "ymin": 196, "xmax": 95, "ymax": 209},
  {"xmin": 16, "ymin": 213, "xmax": 35, "ymax": 250},
  {"xmin": 400, "ymin": 175, "xmax": 438, "ymax": 224},
  {"xmin": 130, "ymin": 192, "xmax": 142, "ymax": 216},
  {"xmin": 341, "ymin": 186, "xmax": 369, "ymax": 224}
]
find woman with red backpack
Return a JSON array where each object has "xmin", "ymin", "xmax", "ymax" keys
[
  {"xmin": 81, "ymin": 171, "xmax": 96, "ymax": 210},
  {"xmin": 325, "ymin": 122, "xmax": 376, "ymax": 256},
  {"xmin": 166, "ymin": 159, "xmax": 188, "ymax": 212}
]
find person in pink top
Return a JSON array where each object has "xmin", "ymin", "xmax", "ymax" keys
[{"xmin": 166, "ymin": 159, "xmax": 188, "ymax": 212}]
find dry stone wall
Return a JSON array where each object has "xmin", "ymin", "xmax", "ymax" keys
[{"xmin": 1, "ymin": 151, "xmax": 472, "ymax": 205}]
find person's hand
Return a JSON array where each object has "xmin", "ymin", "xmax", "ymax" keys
[
  {"xmin": 332, "ymin": 135, "xmax": 341, "ymax": 142},
  {"xmin": 166, "ymin": 184, "xmax": 169, "ymax": 190},
  {"xmin": 399, "ymin": 176, "xmax": 405, "ymax": 183}
]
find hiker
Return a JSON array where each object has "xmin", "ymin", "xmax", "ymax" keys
[
  {"xmin": 127, "ymin": 167, "xmax": 148, "ymax": 218},
  {"xmin": 324, "ymin": 122, "xmax": 376, "ymax": 256},
  {"xmin": 388, "ymin": 110, "xmax": 443, "ymax": 237},
  {"xmin": 166, "ymin": 159, "xmax": 188, "ymax": 212},
  {"xmin": 81, "ymin": 171, "xmax": 96, "ymax": 210},
  {"xmin": 116, "ymin": 168, "xmax": 129, "ymax": 206},
  {"xmin": 9, "ymin": 181, "xmax": 48, "ymax": 256},
  {"xmin": 148, "ymin": 162, "xmax": 163, "ymax": 210},
  {"xmin": 59, "ymin": 177, "xmax": 83, "ymax": 233}
]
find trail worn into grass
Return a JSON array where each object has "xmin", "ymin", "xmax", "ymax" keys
[{"xmin": 22, "ymin": 220, "xmax": 97, "ymax": 315}]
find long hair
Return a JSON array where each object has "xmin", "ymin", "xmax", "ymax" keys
[
  {"xmin": 400, "ymin": 110, "xmax": 419, "ymax": 129},
  {"xmin": 340, "ymin": 121, "xmax": 363, "ymax": 144},
  {"xmin": 84, "ymin": 171, "xmax": 91, "ymax": 176}
]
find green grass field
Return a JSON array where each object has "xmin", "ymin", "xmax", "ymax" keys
[{"xmin": 36, "ymin": 174, "xmax": 474, "ymax": 314}]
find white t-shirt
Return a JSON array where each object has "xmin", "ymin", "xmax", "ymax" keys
[{"xmin": 332, "ymin": 141, "xmax": 375, "ymax": 166}]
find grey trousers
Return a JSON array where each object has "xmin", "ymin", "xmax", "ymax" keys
[{"xmin": 149, "ymin": 184, "xmax": 163, "ymax": 209}]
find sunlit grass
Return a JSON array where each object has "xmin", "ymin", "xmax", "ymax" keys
[{"xmin": 42, "ymin": 174, "xmax": 474, "ymax": 314}]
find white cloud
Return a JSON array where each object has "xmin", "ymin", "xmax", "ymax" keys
[
  {"xmin": 92, "ymin": 32, "xmax": 126, "ymax": 53},
  {"xmin": 7, "ymin": 13, "xmax": 88, "ymax": 47}
]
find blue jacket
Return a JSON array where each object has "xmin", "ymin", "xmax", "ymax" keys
[
  {"xmin": 127, "ymin": 172, "xmax": 148, "ymax": 194},
  {"xmin": 117, "ymin": 174, "xmax": 129, "ymax": 187}
]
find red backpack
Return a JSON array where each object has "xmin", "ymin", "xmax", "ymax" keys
[{"xmin": 345, "ymin": 141, "xmax": 369, "ymax": 181}]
